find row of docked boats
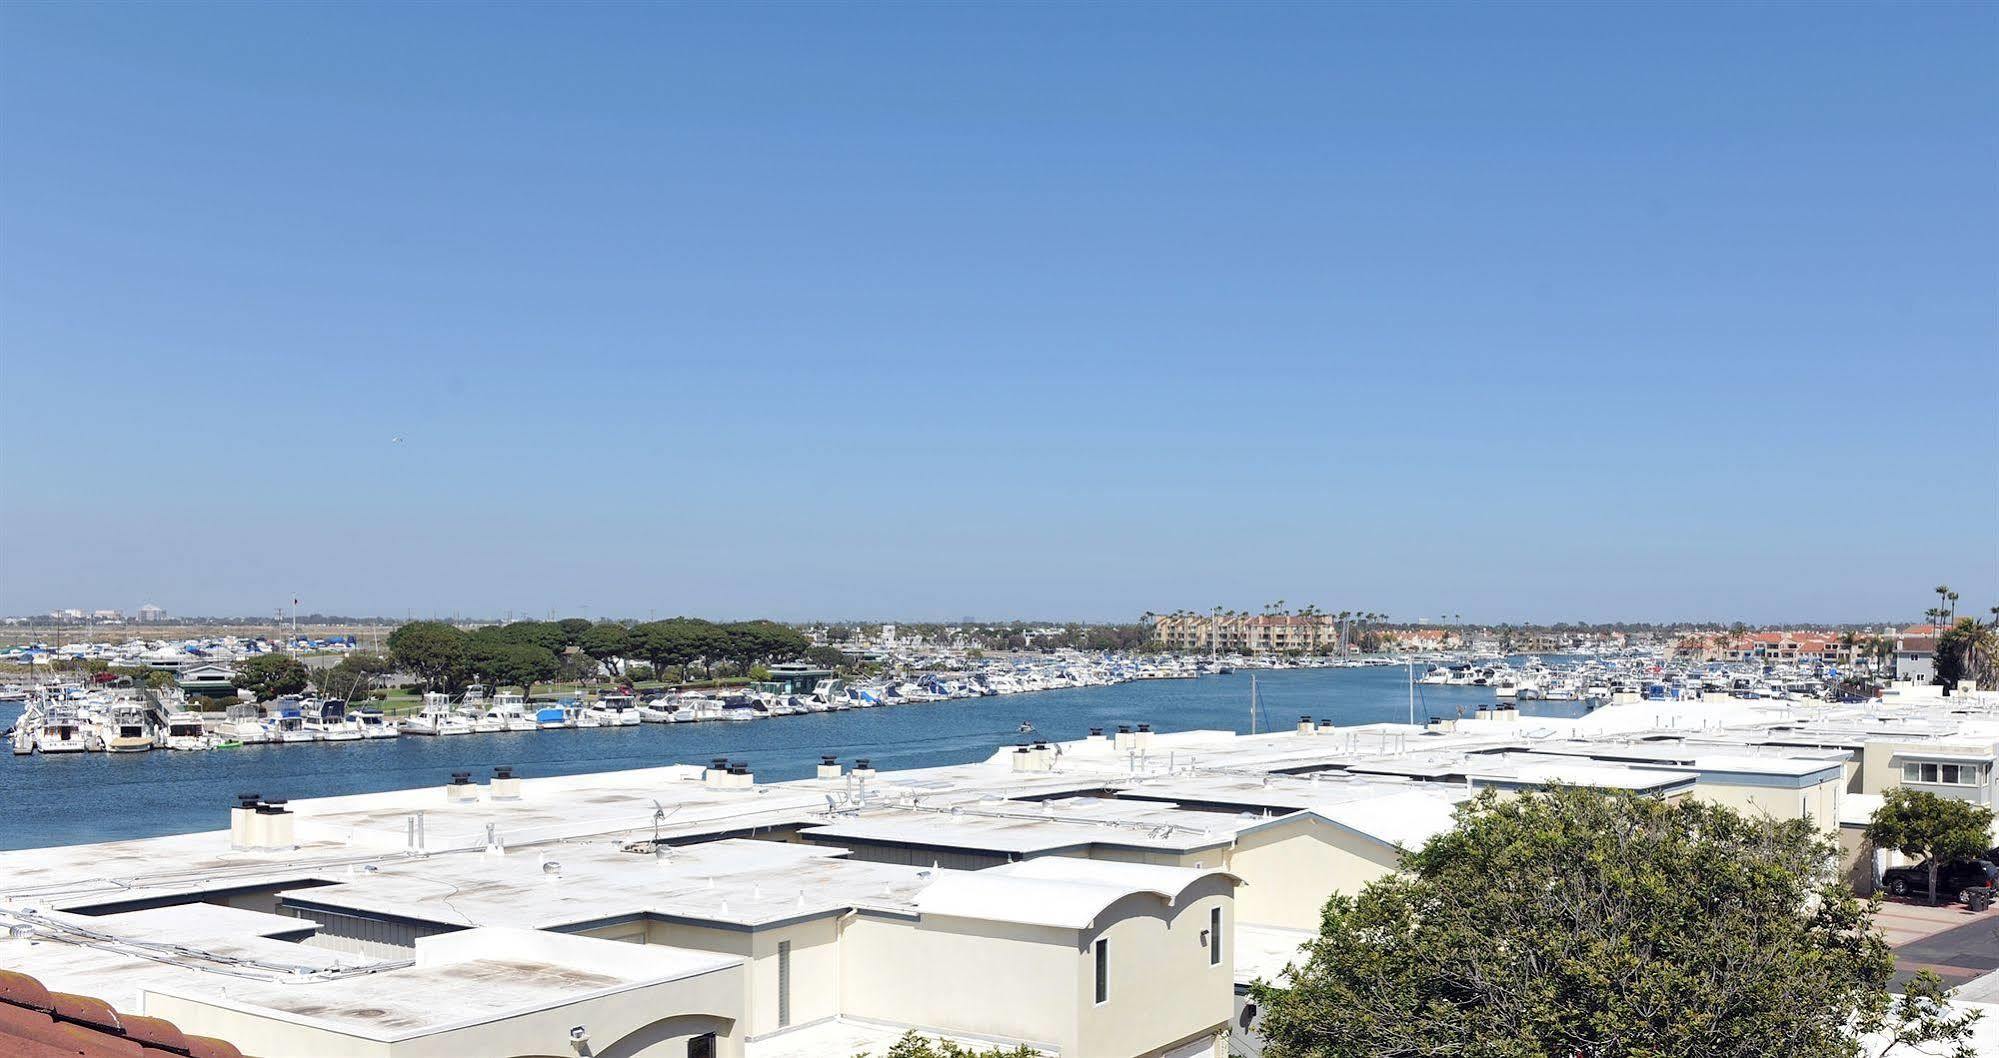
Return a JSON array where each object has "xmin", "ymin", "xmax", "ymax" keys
[
  {"xmin": 1410, "ymin": 656, "xmax": 1865, "ymax": 704},
  {"xmin": 3, "ymin": 654, "xmax": 1214, "ymax": 754}
]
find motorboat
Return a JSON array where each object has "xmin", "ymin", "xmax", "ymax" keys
[
  {"xmin": 271, "ymin": 706, "xmax": 317, "ymax": 744},
  {"xmin": 32, "ymin": 705, "xmax": 91, "ymax": 753},
  {"xmin": 165, "ymin": 711, "xmax": 211, "ymax": 750},
  {"xmin": 588, "ymin": 693, "xmax": 642, "ymax": 727},
  {"xmin": 535, "ymin": 705, "xmax": 571, "ymax": 730},
  {"xmin": 307, "ymin": 699, "xmax": 362, "ymax": 741},
  {"xmin": 102, "ymin": 702, "xmax": 157, "ymax": 752},
  {"xmin": 354, "ymin": 708, "xmax": 399, "ymax": 739}
]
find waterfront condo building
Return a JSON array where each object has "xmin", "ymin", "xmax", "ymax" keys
[{"xmin": 1151, "ymin": 613, "xmax": 1341, "ymax": 653}]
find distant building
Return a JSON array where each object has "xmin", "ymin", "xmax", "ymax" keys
[
  {"xmin": 138, "ymin": 604, "xmax": 167, "ymax": 623},
  {"xmin": 1895, "ymin": 635, "xmax": 1937, "ymax": 684},
  {"xmin": 175, "ymin": 662, "xmax": 238, "ymax": 697},
  {"xmin": 1152, "ymin": 613, "xmax": 1342, "ymax": 653}
]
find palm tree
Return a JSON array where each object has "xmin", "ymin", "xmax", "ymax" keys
[{"xmin": 1935, "ymin": 585, "xmax": 1952, "ymax": 635}]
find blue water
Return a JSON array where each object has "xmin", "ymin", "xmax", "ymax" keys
[{"xmin": 0, "ymin": 666, "xmax": 1502, "ymax": 850}]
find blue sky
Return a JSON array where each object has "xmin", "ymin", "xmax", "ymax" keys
[{"xmin": 2, "ymin": 3, "xmax": 1993, "ymax": 624}]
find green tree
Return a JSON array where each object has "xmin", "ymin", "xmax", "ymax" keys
[
  {"xmin": 1867, "ymin": 788, "xmax": 1996, "ymax": 906},
  {"xmin": 805, "ymin": 645, "xmax": 849, "ymax": 670},
  {"xmin": 556, "ymin": 616, "xmax": 593, "ymax": 644},
  {"xmin": 387, "ymin": 621, "xmax": 469, "ymax": 691},
  {"xmin": 1936, "ymin": 616, "xmax": 1998, "ymax": 691},
  {"xmin": 721, "ymin": 620, "xmax": 810, "ymax": 671},
  {"xmin": 493, "ymin": 620, "xmax": 566, "ymax": 654},
  {"xmin": 579, "ymin": 621, "xmax": 634, "ymax": 679},
  {"xmin": 857, "ymin": 1031, "xmax": 1038, "ymax": 1058},
  {"xmin": 232, "ymin": 653, "xmax": 310, "ymax": 701},
  {"xmin": 1254, "ymin": 785, "xmax": 1976, "ymax": 1058},
  {"xmin": 634, "ymin": 618, "xmax": 715, "ymax": 677},
  {"xmin": 313, "ymin": 652, "xmax": 395, "ymax": 699},
  {"xmin": 469, "ymin": 640, "xmax": 561, "ymax": 700}
]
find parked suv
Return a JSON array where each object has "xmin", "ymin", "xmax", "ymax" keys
[{"xmin": 1881, "ymin": 859, "xmax": 1999, "ymax": 902}]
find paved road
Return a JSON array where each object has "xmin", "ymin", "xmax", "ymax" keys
[{"xmin": 1894, "ymin": 912, "xmax": 1999, "ymax": 990}]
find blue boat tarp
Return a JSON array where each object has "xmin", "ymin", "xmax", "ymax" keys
[{"xmin": 535, "ymin": 707, "xmax": 567, "ymax": 723}]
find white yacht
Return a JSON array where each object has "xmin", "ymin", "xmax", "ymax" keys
[
  {"xmin": 164, "ymin": 711, "xmax": 211, "ymax": 750},
  {"xmin": 588, "ymin": 693, "xmax": 642, "ymax": 727},
  {"xmin": 101, "ymin": 702, "xmax": 157, "ymax": 753},
  {"xmin": 32, "ymin": 705, "xmax": 91, "ymax": 753},
  {"xmin": 400, "ymin": 693, "xmax": 455, "ymax": 735},
  {"xmin": 270, "ymin": 705, "xmax": 318, "ymax": 744},
  {"xmin": 491, "ymin": 692, "xmax": 537, "ymax": 731},
  {"xmin": 353, "ymin": 707, "xmax": 399, "ymax": 739},
  {"xmin": 306, "ymin": 699, "xmax": 362, "ymax": 741}
]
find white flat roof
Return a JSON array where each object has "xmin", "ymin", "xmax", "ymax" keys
[
  {"xmin": 913, "ymin": 860, "xmax": 1233, "ymax": 931},
  {"xmin": 1307, "ymin": 789, "xmax": 1465, "ymax": 850}
]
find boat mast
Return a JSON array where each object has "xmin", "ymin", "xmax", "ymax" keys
[
  {"xmin": 1407, "ymin": 655, "xmax": 1415, "ymax": 725},
  {"xmin": 1249, "ymin": 674, "xmax": 1258, "ymax": 735}
]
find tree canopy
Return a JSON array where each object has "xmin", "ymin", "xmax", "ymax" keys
[
  {"xmin": 1937, "ymin": 616, "xmax": 1998, "ymax": 690},
  {"xmin": 311, "ymin": 652, "xmax": 395, "ymax": 699},
  {"xmin": 859, "ymin": 1032, "xmax": 1037, "ymax": 1058},
  {"xmin": 1253, "ymin": 785, "xmax": 1977, "ymax": 1058},
  {"xmin": 1867, "ymin": 788, "xmax": 1996, "ymax": 905},
  {"xmin": 578, "ymin": 621, "xmax": 633, "ymax": 678},
  {"xmin": 232, "ymin": 652, "xmax": 309, "ymax": 700},
  {"xmin": 386, "ymin": 620, "xmax": 468, "ymax": 690}
]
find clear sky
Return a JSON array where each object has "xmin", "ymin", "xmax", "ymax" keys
[{"xmin": 2, "ymin": 2, "xmax": 1994, "ymax": 625}]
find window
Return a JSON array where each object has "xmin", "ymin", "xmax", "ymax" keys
[
  {"xmin": 688, "ymin": 1034, "xmax": 716, "ymax": 1058},
  {"xmin": 1209, "ymin": 906, "xmax": 1223, "ymax": 966},
  {"xmin": 1094, "ymin": 938, "xmax": 1109, "ymax": 1004},
  {"xmin": 1902, "ymin": 761, "xmax": 1984, "ymax": 786},
  {"xmin": 777, "ymin": 940, "xmax": 792, "ymax": 1028}
]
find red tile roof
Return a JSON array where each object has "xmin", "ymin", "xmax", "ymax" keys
[{"xmin": 0, "ymin": 970, "xmax": 249, "ymax": 1058}]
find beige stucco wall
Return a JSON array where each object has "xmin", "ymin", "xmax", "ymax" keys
[
  {"xmin": 143, "ymin": 963, "xmax": 744, "ymax": 1058},
  {"xmin": 1223, "ymin": 817, "xmax": 1398, "ymax": 930},
  {"xmin": 840, "ymin": 885, "xmax": 1232, "ymax": 1058},
  {"xmin": 840, "ymin": 910, "xmax": 1078, "ymax": 1050},
  {"xmin": 640, "ymin": 915, "xmax": 841, "ymax": 1040},
  {"xmin": 1073, "ymin": 878, "xmax": 1235, "ymax": 1058},
  {"xmin": 1688, "ymin": 776, "xmax": 1841, "ymax": 835}
]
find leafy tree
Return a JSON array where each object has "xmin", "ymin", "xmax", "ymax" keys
[
  {"xmin": 232, "ymin": 653, "xmax": 310, "ymax": 700},
  {"xmin": 805, "ymin": 645, "xmax": 849, "ymax": 670},
  {"xmin": 1867, "ymin": 788, "xmax": 1996, "ymax": 906},
  {"xmin": 313, "ymin": 652, "xmax": 395, "ymax": 699},
  {"xmin": 748, "ymin": 663, "xmax": 772, "ymax": 683},
  {"xmin": 857, "ymin": 1031, "xmax": 1038, "ymax": 1057},
  {"xmin": 387, "ymin": 621, "xmax": 468, "ymax": 691},
  {"xmin": 493, "ymin": 620, "xmax": 567, "ymax": 655},
  {"xmin": 1936, "ymin": 616, "xmax": 1998, "ymax": 690},
  {"xmin": 556, "ymin": 616, "xmax": 593, "ymax": 643},
  {"xmin": 579, "ymin": 621, "xmax": 634, "ymax": 679},
  {"xmin": 721, "ymin": 619, "xmax": 810, "ymax": 671},
  {"xmin": 469, "ymin": 640, "xmax": 561, "ymax": 699},
  {"xmin": 825, "ymin": 625, "xmax": 853, "ymax": 643},
  {"xmin": 1254, "ymin": 785, "xmax": 1976, "ymax": 1058},
  {"xmin": 634, "ymin": 618, "xmax": 716, "ymax": 677}
]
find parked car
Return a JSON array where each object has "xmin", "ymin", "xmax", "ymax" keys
[{"xmin": 1881, "ymin": 859, "xmax": 1999, "ymax": 902}]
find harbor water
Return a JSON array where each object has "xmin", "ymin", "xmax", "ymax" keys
[{"xmin": 0, "ymin": 665, "xmax": 1504, "ymax": 851}]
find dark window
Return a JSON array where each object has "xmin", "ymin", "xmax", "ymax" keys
[
  {"xmin": 687, "ymin": 1033, "xmax": 716, "ymax": 1058},
  {"xmin": 1094, "ymin": 938, "xmax": 1109, "ymax": 1003},
  {"xmin": 1210, "ymin": 906, "xmax": 1222, "ymax": 966},
  {"xmin": 778, "ymin": 939, "xmax": 792, "ymax": 1028}
]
